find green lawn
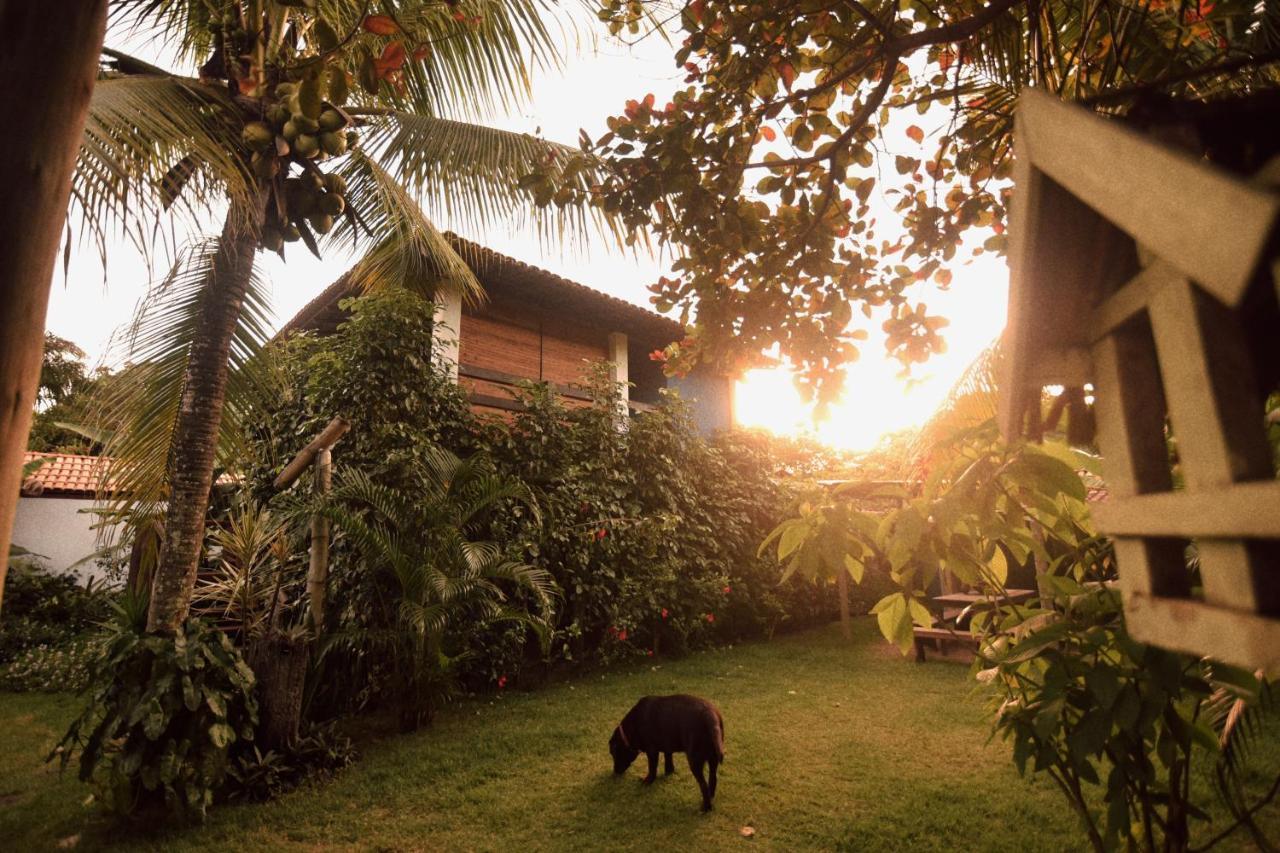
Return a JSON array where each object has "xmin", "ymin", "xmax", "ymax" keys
[{"xmin": 2, "ymin": 619, "xmax": 1276, "ymax": 851}]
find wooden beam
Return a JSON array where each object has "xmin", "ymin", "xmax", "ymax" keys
[
  {"xmin": 1018, "ymin": 88, "xmax": 1280, "ymax": 308},
  {"xmin": 459, "ymin": 363, "xmax": 594, "ymax": 401},
  {"xmin": 273, "ymin": 417, "xmax": 350, "ymax": 490},
  {"xmin": 1123, "ymin": 593, "xmax": 1280, "ymax": 677},
  {"xmin": 1092, "ymin": 481, "xmax": 1280, "ymax": 539},
  {"xmin": 469, "ymin": 392, "xmax": 525, "ymax": 413}
]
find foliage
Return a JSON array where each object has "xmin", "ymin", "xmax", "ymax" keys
[
  {"xmin": 78, "ymin": 0, "xmax": 625, "ymax": 635},
  {"xmin": 0, "ymin": 561, "xmax": 114, "ymax": 663},
  {"xmin": 320, "ymin": 447, "xmax": 554, "ymax": 730},
  {"xmin": 246, "ymin": 289, "xmax": 836, "ymax": 708},
  {"xmin": 192, "ymin": 499, "xmax": 295, "ymax": 638},
  {"xmin": 0, "ymin": 638, "xmax": 100, "ymax": 693},
  {"xmin": 27, "ymin": 333, "xmax": 107, "ymax": 454},
  {"xmin": 224, "ymin": 720, "xmax": 356, "ymax": 803},
  {"xmin": 765, "ymin": 421, "xmax": 1280, "ymax": 850},
  {"xmin": 53, "ymin": 597, "xmax": 258, "ymax": 820},
  {"xmin": 543, "ymin": 0, "xmax": 1280, "ymax": 402}
]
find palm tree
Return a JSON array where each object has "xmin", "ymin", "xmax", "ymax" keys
[
  {"xmin": 75, "ymin": 1, "xmax": 622, "ymax": 634},
  {"xmin": 321, "ymin": 444, "xmax": 554, "ymax": 730}
]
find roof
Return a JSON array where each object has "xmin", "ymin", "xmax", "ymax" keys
[
  {"xmin": 21, "ymin": 452, "xmax": 110, "ymax": 497},
  {"xmin": 280, "ymin": 232, "xmax": 684, "ymax": 342},
  {"xmin": 20, "ymin": 452, "xmax": 238, "ymax": 498}
]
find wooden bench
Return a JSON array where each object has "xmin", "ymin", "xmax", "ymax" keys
[{"xmin": 912, "ymin": 626, "xmax": 979, "ymax": 663}]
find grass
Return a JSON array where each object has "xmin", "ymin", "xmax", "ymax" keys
[{"xmin": 2, "ymin": 619, "xmax": 1277, "ymax": 851}]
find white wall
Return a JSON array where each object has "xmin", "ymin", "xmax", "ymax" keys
[{"xmin": 12, "ymin": 497, "xmax": 111, "ymax": 582}]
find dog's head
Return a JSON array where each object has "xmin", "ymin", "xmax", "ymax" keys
[{"xmin": 609, "ymin": 726, "xmax": 638, "ymax": 775}]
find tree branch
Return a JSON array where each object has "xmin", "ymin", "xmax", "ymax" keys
[{"xmin": 739, "ymin": 52, "xmax": 898, "ymax": 171}]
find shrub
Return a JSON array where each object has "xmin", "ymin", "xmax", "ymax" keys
[
  {"xmin": 0, "ymin": 637, "xmax": 99, "ymax": 692},
  {"xmin": 224, "ymin": 720, "xmax": 356, "ymax": 802},
  {"xmin": 247, "ymin": 289, "xmax": 836, "ymax": 712},
  {"xmin": 0, "ymin": 561, "xmax": 114, "ymax": 662},
  {"xmin": 53, "ymin": 597, "xmax": 258, "ymax": 820}
]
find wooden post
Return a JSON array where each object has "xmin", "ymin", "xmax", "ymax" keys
[
  {"xmin": 274, "ymin": 416, "xmax": 348, "ymax": 636},
  {"xmin": 836, "ymin": 570, "xmax": 851, "ymax": 639},
  {"xmin": 0, "ymin": 1, "xmax": 107, "ymax": 614},
  {"xmin": 308, "ymin": 448, "xmax": 332, "ymax": 634},
  {"xmin": 272, "ymin": 417, "xmax": 350, "ymax": 490}
]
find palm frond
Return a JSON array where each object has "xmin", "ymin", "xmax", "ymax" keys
[
  {"xmin": 89, "ymin": 238, "xmax": 275, "ymax": 521},
  {"xmin": 355, "ymin": 110, "xmax": 622, "ymax": 248},
  {"xmin": 330, "ymin": 150, "xmax": 483, "ymax": 302},
  {"xmin": 108, "ymin": 2, "xmax": 220, "ymax": 71},
  {"xmin": 331, "ymin": 0, "xmax": 579, "ymax": 121},
  {"xmin": 73, "ymin": 74, "xmax": 252, "ymax": 265}
]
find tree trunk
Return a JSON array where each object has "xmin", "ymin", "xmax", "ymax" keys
[
  {"xmin": 0, "ymin": 0, "xmax": 107, "ymax": 615},
  {"xmin": 247, "ymin": 631, "xmax": 310, "ymax": 751},
  {"xmin": 147, "ymin": 197, "xmax": 266, "ymax": 634},
  {"xmin": 837, "ymin": 571, "xmax": 852, "ymax": 639}
]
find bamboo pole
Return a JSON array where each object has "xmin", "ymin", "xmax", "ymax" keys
[
  {"xmin": 273, "ymin": 416, "xmax": 349, "ymax": 489},
  {"xmin": 0, "ymin": 1, "xmax": 107, "ymax": 615},
  {"xmin": 307, "ymin": 448, "xmax": 332, "ymax": 634}
]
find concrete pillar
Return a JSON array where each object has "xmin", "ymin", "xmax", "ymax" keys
[
  {"xmin": 432, "ymin": 289, "xmax": 463, "ymax": 381},
  {"xmin": 608, "ymin": 331, "xmax": 629, "ymax": 417}
]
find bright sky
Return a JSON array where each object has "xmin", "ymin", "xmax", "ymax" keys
[{"xmin": 46, "ymin": 15, "xmax": 1008, "ymax": 453}]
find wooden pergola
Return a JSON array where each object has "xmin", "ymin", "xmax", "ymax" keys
[{"xmin": 999, "ymin": 89, "xmax": 1280, "ymax": 674}]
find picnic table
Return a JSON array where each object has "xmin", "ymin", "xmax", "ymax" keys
[{"xmin": 912, "ymin": 589, "xmax": 1037, "ymax": 663}]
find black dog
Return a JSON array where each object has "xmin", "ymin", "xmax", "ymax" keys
[{"xmin": 609, "ymin": 694, "xmax": 725, "ymax": 812}]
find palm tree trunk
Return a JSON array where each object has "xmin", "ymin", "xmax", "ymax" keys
[
  {"xmin": 0, "ymin": 0, "xmax": 107, "ymax": 615},
  {"xmin": 147, "ymin": 196, "xmax": 266, "ymax": 634}
]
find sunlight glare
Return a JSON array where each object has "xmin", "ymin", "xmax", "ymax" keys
[{"xmin": 734, "ymin": 255, "xmax": 1009, "ymax": 452}]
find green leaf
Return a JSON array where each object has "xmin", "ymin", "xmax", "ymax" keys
[
  {"xmin": 872, "ymin": 593, "xmax": 914, "ymax": 654},
  {"xmin": 208, "ymin": 722, "xmax": 235, "ymax": 749},
  {"xmin": 907, "ymin": 596, "xmax": 934, "ymax": 628},
  {"xmin": 989, "ymin": 546, "xmax": 1009, "ymax": 585},
  {"xmin": 1007, "ymin": 450, "xmax": 1086, "ymax": 502},
  {"xmin": 777, "ymin": 521, "xmax": 809, "ymax": 561},
  {"xmin": 843, "ymin": 553, "xmax": 865, "ymax": 583}
]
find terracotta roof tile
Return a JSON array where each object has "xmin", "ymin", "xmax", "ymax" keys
[
  {"xmin": 21, "ymin": 452, "xmax": 238, "ymax": 498},
  {"xmin": 21, "ymin": 452, "xmax": 111, "ymax": 497}
]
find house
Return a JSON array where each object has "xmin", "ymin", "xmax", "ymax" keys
[
  {"xmin": 998, "ymin": 88, "xmax": 1280, "ymax": 673},
  {"xmin": 281, "ymin": 233, "xmax": 736, "ymax": 433},
  {"xmin": 14, "ymin": 452, "xmax": 114, "ymax": 580}
]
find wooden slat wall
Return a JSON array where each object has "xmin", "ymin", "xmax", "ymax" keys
[
  {"xmin": 458, "ymin": 302, "xmax": 610, "ymax": 390},
  {"xmin": 459, "ymin": 312, "xmax": 542, "ymax": 378}
]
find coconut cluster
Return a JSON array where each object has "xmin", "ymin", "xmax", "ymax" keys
[{"xmin": 241, "ymin": 79, "xmax": 359, "ymax": 252}]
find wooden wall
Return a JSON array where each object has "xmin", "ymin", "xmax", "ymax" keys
[{"xmin": 457, "ymin": 300, "xmax": 611, "ymax": 418}]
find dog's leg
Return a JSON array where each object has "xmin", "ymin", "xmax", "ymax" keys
[
  {"xmin": 688, "ymin": 754, "xmax": 712, "ymax": 812},
  {"xmin": 708, "ymin": 758, "xmax": 718, "ymax": 803},
  {"xmin": 664, "ymin": 753, "xmax": 675, "ymax": 776},
  {"xmin": 642, "ymin": 751, "xmax": 658, "ymax": 784}
]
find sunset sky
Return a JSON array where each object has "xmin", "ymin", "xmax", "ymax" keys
[{"xmin": 46, "ymin": 16, "xmax": 1008, "ymax": 452}]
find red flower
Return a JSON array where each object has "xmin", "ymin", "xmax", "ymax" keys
[
  {"xmin": 618, "ymin": 629, "xmax": 628, "ymax": 642},
  {"xmin": 608, "ymin": 625, "xmax": 618, "ymax": 635},
  {"xmin": 595, "ymin": 528, "xmax": 607, "ymax": 541},
  {"xmin": 722, "ymin": 586, "xmax": 732, "ymax": 595},
  {"xmin": 661, "ymin": 608, "xmax": 669, "ymax": 619},
  {"xmin": 497, "ymin": 675, "xmax": 508, "ymax": 689},
  {"xmin": 705, "ymin": 613, "xmax": 716, "ymax": 623},
  {"xmin": 647, "ymin": 649, "xmax": 654, "ymax": 657},
  {"xmin": 649, "ymin": 349, "xmax": 667, "ymax": 362}
]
